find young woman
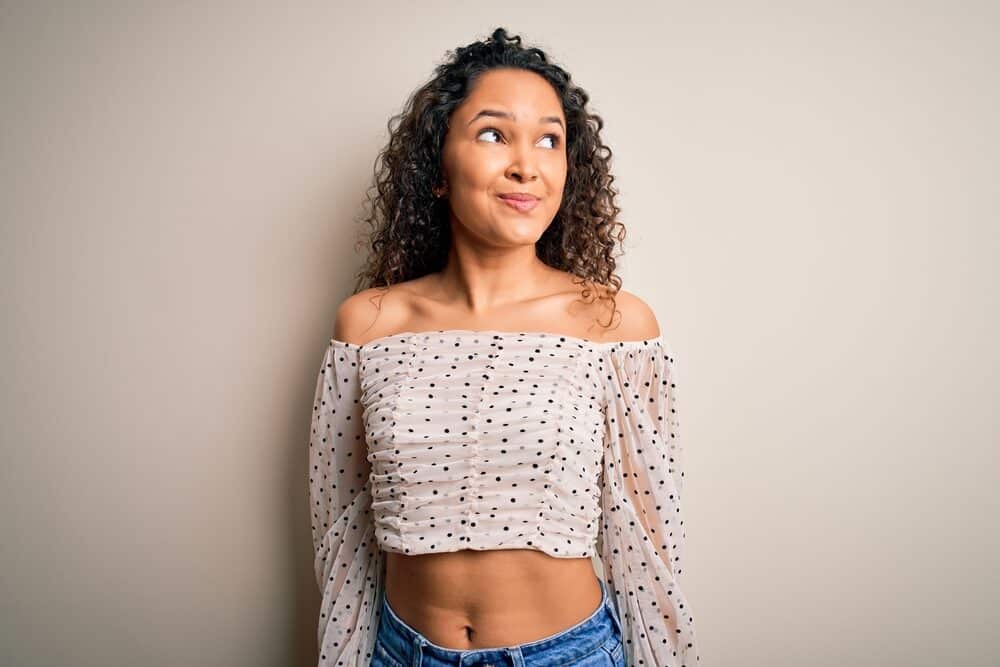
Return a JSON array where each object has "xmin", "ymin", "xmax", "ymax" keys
[{"xmin": 309, "ymin": 27, "xmax": 700, "ymax": 666}]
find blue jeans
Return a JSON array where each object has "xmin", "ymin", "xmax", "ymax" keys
[{"xmin": 372, "ymin": 577, "xmax": 625, "ymax": 666}]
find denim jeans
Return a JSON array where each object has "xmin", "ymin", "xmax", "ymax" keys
[{"xmin": 371, "ymin": 577, "xmax": 625, "ymax": 667}]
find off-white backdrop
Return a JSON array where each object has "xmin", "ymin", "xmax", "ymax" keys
[{"xmin": 2, "ymin": 2, "xmax": 997, "ymax": 666}]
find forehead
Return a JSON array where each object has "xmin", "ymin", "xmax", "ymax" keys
[{"xmin": 456, "ymin": 68, "xmax": 564, "ymax": 122}]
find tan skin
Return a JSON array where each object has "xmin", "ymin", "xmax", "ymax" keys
[{"xmin": 334, "ymin": 68, "xmax": 660, "ymax": 650}]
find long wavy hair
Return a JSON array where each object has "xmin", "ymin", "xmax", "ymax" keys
[{"xmin": 351, "ymin": 27, "xmax": 627, "ymax": 328}]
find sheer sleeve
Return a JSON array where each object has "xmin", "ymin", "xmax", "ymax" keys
[
  {"xmin": 308, "ymin": 340, "xmax": 385, "ymax": 666},
  {"xmin": 596, "ymin": 338, "xmax": 699, "ymax": 666}
]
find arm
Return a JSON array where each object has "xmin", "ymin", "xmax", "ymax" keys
[
  {"xmin": 596, "ymin": 300, "xmax": 699, "ymax": 666},
  {"xmin": 308, "ymin": 312, "xmax": 384, "ymax": 666}
]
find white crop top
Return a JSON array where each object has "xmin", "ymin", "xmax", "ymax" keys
[{"xmin": 308, "ymin": 329, "xmax": 699, "ymax": 666}]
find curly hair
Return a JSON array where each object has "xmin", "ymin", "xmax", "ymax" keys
[{"xmin": 350, "ymin": 26, "xmax": 627, "ymax": 329}]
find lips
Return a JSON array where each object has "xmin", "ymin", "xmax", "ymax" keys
[
  {"xmin": 498, "ymin": 193, "xmax": 540, "ymax": 202},
  {"xmin": 498, "ymin": 194, "xmax": 540, "ymax": 212}
]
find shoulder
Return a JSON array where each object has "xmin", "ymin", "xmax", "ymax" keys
[
  {"xmin": 332, "ymin": 281, "xmax": 422, "ymax": 345},
  {"xmin": 601, "ymin": 286, "xmax": 662, "ymax": 341},
  {"xmin": 332, "ymin": 289, "xmax": 378, "ymax": 344}
]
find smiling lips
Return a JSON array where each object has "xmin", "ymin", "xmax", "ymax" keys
[{"xmin": 497, "ymin": 192, "xmax": 540, "ymax": 212}]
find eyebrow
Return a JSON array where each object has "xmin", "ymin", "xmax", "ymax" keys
[{"xmin": 467, "ymin": 109, "xmax": 565, "ymax": 131}]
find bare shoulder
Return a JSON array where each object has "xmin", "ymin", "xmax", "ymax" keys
[
  {"xmin": 332, "ymin": 288, "xmax": 378, "ymax": 344},
  {"xmin": 332, "ymin": 284, "xmax": 411, "ymax": 345},
  {"xmin": 598, "ymin": 286, "xmax": 662, "ymax": 341}
]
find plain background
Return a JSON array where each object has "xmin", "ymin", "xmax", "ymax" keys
[{"xmin": 2, "ymin": 2, "xmax": 997, "ymax": 666}]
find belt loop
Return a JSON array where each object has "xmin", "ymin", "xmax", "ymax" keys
[
  {"xmin": 411, "ymin": 636, "xmax": 425, "ymax": 667},
  {"xmin": 509, "ymin": 646, "xmax": 526, "ymax": 666}
]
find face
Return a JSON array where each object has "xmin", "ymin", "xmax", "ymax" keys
[{"xmin": 438, "ymin": 68, "xmax": 568, "ymax": 247}]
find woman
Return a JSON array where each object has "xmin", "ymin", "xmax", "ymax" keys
[{"xmin": 309, "ymin": 27, "xmax": 700, "ymax": 666}]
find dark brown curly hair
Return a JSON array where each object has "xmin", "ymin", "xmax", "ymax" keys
[{"xmin": 351, "ymin": 27, "xmax": 627, "ymax": 328}]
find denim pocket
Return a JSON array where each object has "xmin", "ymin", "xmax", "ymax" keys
[
  {"xmin": 372, "ymin": 638, "xmax": 405, "ymax": 667},
  {"xmin": 599, "ymin": 626, "xmax": 624, "ymax": 665},
  {"xmin": 601, "ymin": 638, "xmax": 624, "ymax": 665}
]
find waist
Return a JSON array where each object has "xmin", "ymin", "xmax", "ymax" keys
[{"xmin": 382, "ymin": 548, "xmax": 603, "ymax": 649}]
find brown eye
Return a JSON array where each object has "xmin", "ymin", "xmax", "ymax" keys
[
  {"xmin": 477, "ymin": 128, "xmax": 502, "ymax": 143},
  {"xmin": 539, "ymin": 134, "xmax": 560, "ymax": 149}
]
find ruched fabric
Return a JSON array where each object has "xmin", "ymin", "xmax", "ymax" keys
[{"xmin": 308, "ymin": 330, "xmax": 699, "ymax": 666}]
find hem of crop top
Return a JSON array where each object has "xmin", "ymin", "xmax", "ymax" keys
[{"xmin": 328, "ymin": 328, "xmax": 663, "ymax": 351}]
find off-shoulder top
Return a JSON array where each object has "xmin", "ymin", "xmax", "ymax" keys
[{"xmin": 308, "ymin": 329, "xmax": 699, "ymax": 666}]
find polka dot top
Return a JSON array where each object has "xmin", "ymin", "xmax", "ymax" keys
[{"xmin": 308, "ymin": 329, "xmax": 699, "ymax": 666}]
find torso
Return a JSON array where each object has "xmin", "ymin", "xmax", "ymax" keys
[{"xmin": 352, "ymin": 269, "xmax": 628, "ymax": 649}]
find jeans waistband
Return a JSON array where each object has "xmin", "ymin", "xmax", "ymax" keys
[{"xmin": 377, "ymin": 576, "xmax": 623, "ymax": 666}]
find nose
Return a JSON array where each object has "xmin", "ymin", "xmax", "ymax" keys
[
  {"xmin": 504, "ymin": 162, "xmax": 539, "ymax": 183},
  {"xmin": 504, "ymin": 141, "xmax": 540, "ymax": 182}
]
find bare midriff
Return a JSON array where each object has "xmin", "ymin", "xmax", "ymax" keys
[{"xmin": 383, "ymin": 548, "xmax": 603, "ymax": 650}]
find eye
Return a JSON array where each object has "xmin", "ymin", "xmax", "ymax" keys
[
  {"xmin": 539, "ymin": 134, "xmax": 560, "ymax": 149},
  {"xmin": 478, "ymin": 128, "xmax": 503, "ymax": 143},
  {"xmin": 476, "ymin": 127, "xmax": 562, "ymax": 149}
]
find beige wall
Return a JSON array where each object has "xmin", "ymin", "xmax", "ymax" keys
[{"xmin": 2, "ymin": 2, "xmax": 997, "ymax": 666}]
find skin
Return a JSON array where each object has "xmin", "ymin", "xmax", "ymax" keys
[{"xmin": 334, "ymin": 67, "xmax": 660, "ymax": 649}]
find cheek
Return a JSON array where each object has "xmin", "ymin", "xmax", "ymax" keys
[
  {"xmin": 446, "ymin": 141, "xmax": 498, "ymax": 181},
  {"xmin": 546, "ymin": 163, "xmax": 568, "ymax": 199},
  {"xmin": 454, "ymin": 155, "xmax": 505, "ymax": 188}
]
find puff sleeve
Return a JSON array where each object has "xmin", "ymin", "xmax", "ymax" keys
[
  {"xmin": 596, "ymin": 338, "xmax": 699, "ymax": 666},
  {"xmin": 308, "ymin": 340, "xmax": 385, "ymax": 666}
]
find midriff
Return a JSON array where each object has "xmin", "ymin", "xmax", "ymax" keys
[{"xmin": 383, "ymin": 548, "xmax": 603, "ymax": 650}]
